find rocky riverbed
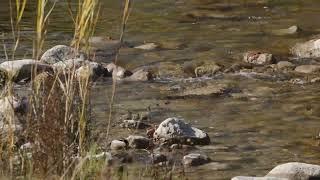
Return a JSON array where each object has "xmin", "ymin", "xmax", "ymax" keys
[{"xmin": 1, "ymin": 0, "xmax": 320, "ymax": 179}]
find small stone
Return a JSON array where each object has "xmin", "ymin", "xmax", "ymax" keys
[
  {"xmin": 151, "ymin": 153, "xmax": 167, "ymax": 164},
  {"xmin": 110, "ymin": 140, "xmax": 127, "ymax": 151},
  {"xmin": 126, "ymin": 135, "xmax": 152, "ymax": 149},
  {"xmin": 244, "ymin": 51, "xmax": 275, "ymax": 65},
  {"xmin": 120, "ymin": 120, "xmax": 151, "ymax": 129},
  {"xmin": 182, "ymin": 153, "xmax": 210, "ymax": 167},
  {"xmin": 134, "ymin": 43, "xmax": 158, "ymax": 50}
]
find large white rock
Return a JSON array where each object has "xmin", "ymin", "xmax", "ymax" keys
[
  {"xmin": 266, "ymin": 162, "xmax": 320, "ymax": 179},
  {"xmin": 0, "ymin": 59, "xmax": 52, "ymax": 83},
  {"xmin": 291, "ymin": 38, "xmax": 320, "ymax": 58},
  {"xmin": 153, "ymin": 117, "xmax": 210, "ymax": 145}
]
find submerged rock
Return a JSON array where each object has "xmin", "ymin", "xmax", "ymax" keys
[
  {"xmin": 134, "ymin": 43, "xmax": 158, "ymax": 50},
  {"xmin": 0, "ymin": 59, "xmax": 52, "ymax": 83},
  {"xmin": 153, "ymin": 117, "xmax": 210, "ymax": 145},
  {"xmin": 40, "ymin": 45, "xmax": 85, "ymax": 64},
  {"xmin": 126, "ymin": 135, "xmax": 152, "ymax": 149},
  {"xmin": 243, "ymin": 51, "xmax": 275, "ymax": 65},
  {"xmin": 294, "ymin": 65, "xmax": 320, "ymax": 74},
  {"xmin": 266, "ymin": 162, "xmax": 320, "ymax": 179},
  {"xmin": 291, "ymin": 38, "xmax": 320, "ymax": 58},
  {"xmin": 184, "ymin": 10, "xmax": 244, "ymax": 21},
  {"xmin": 120, "ymin": 120, "xmax": 151, "ymax": 129},
  {"xmin": 182, "ymin": 153, "xmax": 210, "ymax": 167}
]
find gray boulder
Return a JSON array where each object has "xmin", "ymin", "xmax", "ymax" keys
[
  {"xmin": 153, "ymin": 117, "xmax": 210, "ymax": 145},
  {"xmin": 266, "ymin": 162, "xmax": 320, "ymax": 180},
  {"xmin": 40, "ymin": 45, "xmax": 86, "ymax": 64},
  {"xmin": 291, "ymin": 38, "xmax": 320, "ymax": 58}
]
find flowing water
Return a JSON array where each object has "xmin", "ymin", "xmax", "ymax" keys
[{"xmin": 1, "ymin": 0, "xmax": 320, "ymax": 179}]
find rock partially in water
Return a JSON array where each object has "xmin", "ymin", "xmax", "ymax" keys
[
  {"xmin": 294, "ymin": 65, "xmax": 320, "ymax": 74},
  {"xmin": 76, "ymin": 61, "xmax": 106, "ymax": 80},
  {"xmin": 110, "ymin": 139, "xmax": 128, "ymax": 151},
  {"xmin": 184, "ymin": 10, "xmax": 244, "ymax": 21},
  {"xmin": 199, "ymin": 162, "xmax": 232, "ymax": 171},
  {"xmin": 153, "ymin": 117, "xmax": 210, "ymax": 145},
  {"xmin": 126, "ymin": 135, "xmax": 152, "ymax": 149},
  {"xmin": 182, "ymin": 153, "xmax": 210, "ymax": 167},
  {"xmin": 134, "ymin": 43, "xmax": 158, "ymax": 50},
  {"xmin": 0, "ymin": 59, "xmax": 53, "ymax": 83},
  {"xmin": 124, "ymin": 68, "xmax": 154, "ymax": 81},
  {"xmin": 275, "ymin": 61, "xmax": 295, "ymax": 70},
  {"xmin": 243, "ymin": 51, "xmax": 275, "ymax": 65},
  {"xmin": 168, "ymin": 81, "xmax": 233, "ymax": 98},
  {"xmin": 104, "ymin": 63, "xmax": 132, "ymax": 80},
  {"xmin": 40, "ymin": 45, "xmax": 85, "ymax": 64},
  {"xmin": 120, "ymin": 120, "xmax": 151, "ymax": 129},
  {"xmin": 194, "ymin": 62, "xmax": 223, "ymax": 77},
  {"xmin": 224, "ymin": 62, "xmax": 253, "ymax": 73},
  {"xmin": 291, "ymin": 38, "xmax": 320, "ymax": 58},
  {"xmin": 271, "ymin": 25, "xmax": 301, "ymax": 36},
  {"xmin": 232, "ymin": 176, "xmax": 286, "ymax": 180},
  {"xmin": 266, "ymin": 162, "xmax": 320, "ymax": 179}
]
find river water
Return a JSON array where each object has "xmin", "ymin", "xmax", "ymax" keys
[{"xmin": 1, "ymin": 0, "xmax": 320, "ymax": 179}]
